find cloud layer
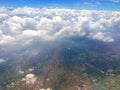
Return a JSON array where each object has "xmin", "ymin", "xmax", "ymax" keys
[{"xmin": 0, "ymin": 7, "xmax": 120, "ymax": 53}]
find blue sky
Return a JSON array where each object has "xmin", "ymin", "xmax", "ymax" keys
[{"xmin": 0, "ymin": 0, "xmax": 120, "ymax": 10}]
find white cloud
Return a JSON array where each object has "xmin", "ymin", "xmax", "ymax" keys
[
  {"xmin": 28, "ymin": 68, "xmax": 34, "ymax": 72},
  {"xmin": 40, "ymin": 88, "xmax": 52, "ymax": 90},
  {"xmin": 0, "ymin": 7, "xmax": 120, "ymax": 50},
  {"xmin": 18, "ymin": 70, "xmax": 24, "ymax": 74},
  {"xmin": 22, "ymin": 73, "xmax": 37, "ymax": 84},
  {"xmin": 0, "ymin": 58, "xmax": 5, "ymax": 63},
  {"xmin": 0, "ymin": 7, "xmax": 7, "ymax": 13},
  {"xmin": 91, "ymin": 32, "xmax": 114, "ymax": 42},
  {"xmin": 11, "ymin": 6, "xmax": 40, "ymax": 16},
  {"xmin": 0, "ymin": 35, "xmax": 15, "ymax": 45}
]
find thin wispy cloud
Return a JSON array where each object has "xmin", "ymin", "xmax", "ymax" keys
[{"xmin": 111, "ymin": 0, "xmax": 120, "ymax": 3}]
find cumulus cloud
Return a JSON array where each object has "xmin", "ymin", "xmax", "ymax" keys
[
  {"xmin": 18, "ymin": 70, "xmax": 24, "ymax": 74},
  {"xmin": 0, "ymin": 7, "xmax": 120, "ymax": 52},
  {"xmin": 0, "ymin": 7, "xmax": 7, "ymax": 13},
  {"xmin": 28, "ymin": 68, "xmax": 34, "ymax": 72},
  {"xmin": 22, "ymin": 73, "xmax": 37, "ymax": 84}
]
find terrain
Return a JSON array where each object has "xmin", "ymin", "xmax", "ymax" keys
[{"xmin": 0, "ymin": 37, "xmax": 120, "ymax": 90}]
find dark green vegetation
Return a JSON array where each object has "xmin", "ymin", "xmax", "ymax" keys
[{"xmin": 0, "ymin": 37, "xmax": 120, "ymax": 90}]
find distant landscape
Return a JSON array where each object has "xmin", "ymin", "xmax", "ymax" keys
[{"xmin": 0, "ymin": 5, "xmax": 120, "ymax": 90}]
